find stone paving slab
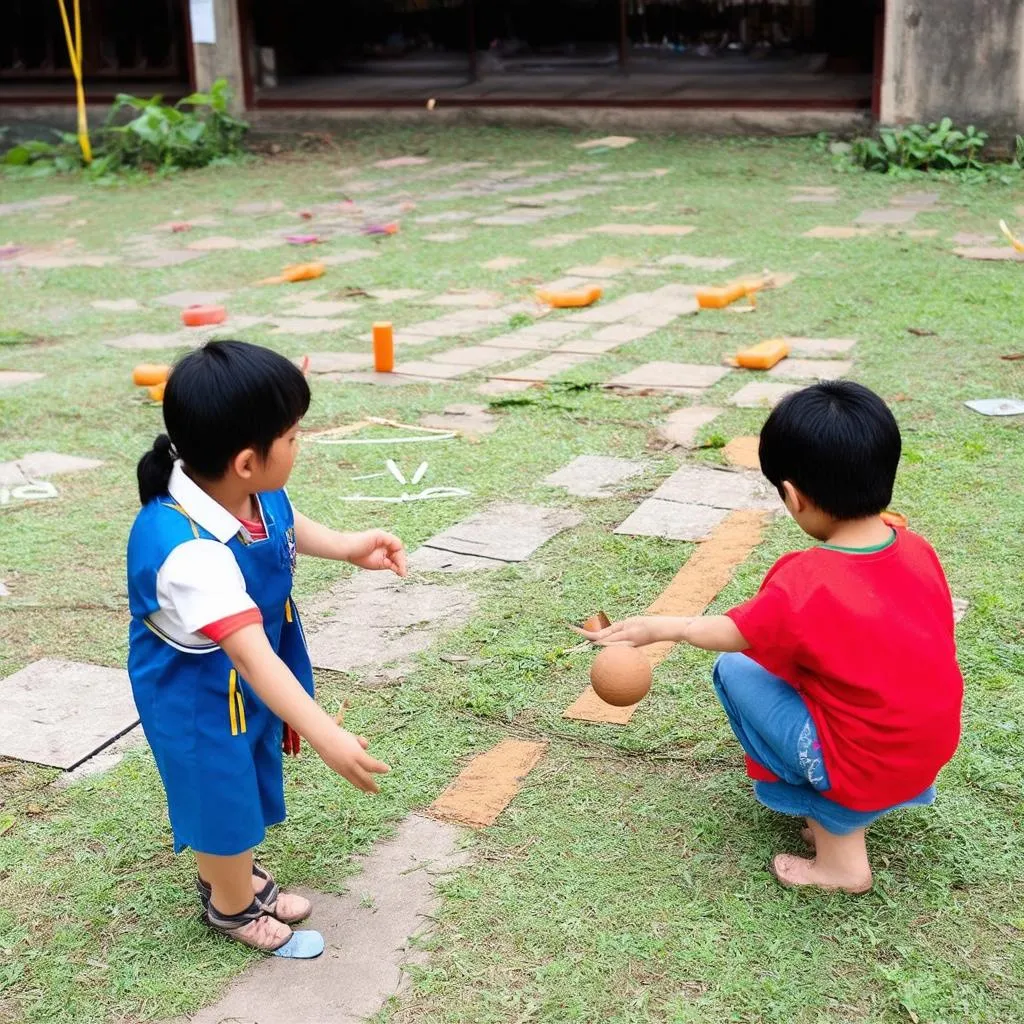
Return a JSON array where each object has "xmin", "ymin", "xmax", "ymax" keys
[
  {"xmin": 784, "ymin": 337, "xmax": 858, "ymax": 358},
  {"xmin": 321, "ymin": 249, "xmax": 381, "ymax": 265},
  {"xmin": 0, "ymin": 452, "xmax": 103, "ymax": 483},
  {"xmin": 658, "ymin": 406, "xmax": 724, "ymax": 447},
  {"xmin": 133, "ymin": 250, "xmax": 207, "ymax": 269},
  {"xmin": 0, "ymin": 659, "xmax": 139, "ymax": 770},
  {"xmin": 729, "ymin": 381, "xmax": 800, "ymax": 408},
  {"xmin": 91, "ymin": 298, "xmax": 143, "ymax": 312},
  {"xmin": 614, "ymin": 499, "xmax": 729, "ymax": 542},
  {"xmin": 803, "ymin": 226, "xmax": 876, "ymax": 239},
  {"xmin": 543, "ymin": 455, "xmax": 645, "ymax": 497},
  {"xmin": 181, "ymin": 814, "xmax": 469, "ymax": 1024},
  {"xmin": 307, "ymin": 574, "xmax": 477, "ymax": 677},
  {"xmin": 855, "ymin": 208, "xmax": 918, "ymax": 226},
  {"xmin": 530, "ymin": 233, "xmax": 587, "ymax": 248},
  {"xmin": 367, "ymin": 288, "xmax": 424, "ymax": 302},
  {"xmin": 105, "ymin": 332, "xmax": 198, "ymax": 351},
  {"xmin": 657, "ymin": 254, "xmax": 737, "ymax": 270},
  {"xmin": 419, "ymin": 404, "xmax": 498, "ymax": 436},
  {"xmin": 407, "ymin": 547, "xmax": 511, "ymax": 572},
  {"xmin": 564, "ymin": 264, "xmax": 626, "ymax": 279},
  {"xmin": 445, "ymin": 308, "xmax": 509, "ymax": 326},
  {"xmin": 269, "ymin": 317, "xmax": 350, "ymax": 336},
  {"xmin": 626, "ymin": 309, "xmax": 679, "ymax": 328},
  {"xmin": 476, "ymin": 379, "xmax": 535, "ymax": 395},
  {"xmin": 555, "ymin": 338, "xmax": 627, "ymax": 355},
  {"xmin": 0, "ymin": 194, "xmax": 76, "ymax": 216},
  {"xmin": 155, "ymin": 290, "xmax": 230, "ymax": 308},
  {"xmin": 768, "ymin": 358, "xmax": 853, "ymax": 381},
  {"xmin": 52, "ymin": 727, "xmax": 148, "ymax": 790},
  {"xmin": 789, "ymin": 194, "xmax": 837, "ymax": 204},
  {"xmin": 421, "ymin": 503, "xmax": 584, "ymax": 563},
  {"xmin": 481, "ymin": 333, "xmax": 559, "ymax": 352},
  {"xmin": 429, "ymin": 290, "xmax": 503, "ymax": 308},
  {"xmin": 953, "ymin": 246, "xmax": 1024, "ymax": 262},
  {"xmin": 608, "ymin": 361, "xmax": 729, "ymax": 391},
  {"xmin": 0, "ymin": 371, "xmax": 44, "ymax": 389},
  {"xmin": 592, "ymin": 324, "xmax": 657, "ymax": 344},
  {"xmin": 723, "ymin": 437, "xmax": 761, "ymax": 470},
  {"xmin": 330, "ymin": 371, "xmax": 425, "ymax": 388},
  {"xmin": 286, "ymin": 300, "xmax": 361, "ymax": 317},
  {"xmin": 483, "ymin": 257, "xmax": 527, "ymax": 270},
  {"xmin": 431, "ymin": 346, "xmax": 515, "ymax": 369},
  {"xmin": 653, "ymin": 464, "xmax": 776, "ymax": 510},
  {"xmin": 891, "ymin": 191, "xmax": 940, "ymax": 207},
  {"xmin": 393, "ymin": 361, "xmax": 471, "ymax": 381},
  {"xmin": 591, "ymin": 224, "xmax": 695, "ymax": 237},
  {"xmin": 491, "ymin": 352, "xmax": 594, "ymax": 382},
  {"xmin": 302, "ymin": 352, "xmax": 373, "ymax": 373}
]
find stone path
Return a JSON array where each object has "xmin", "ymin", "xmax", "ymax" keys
[{"xmin": 542, "ymin": 455, "xmax": 645, "ymax": 497}]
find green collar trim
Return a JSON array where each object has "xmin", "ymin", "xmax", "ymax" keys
[{"xmin": 820, "ymin": 529, "xmax": 897, "ymax": 555}]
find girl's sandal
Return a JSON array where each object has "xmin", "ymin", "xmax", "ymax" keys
[
  {"xmin": 206, "ymin": 898, "xmax": 325, "ymax": 959},
  {"xmin": 196, "ymin": 863, "xmax": 313, "ymax": 925}
]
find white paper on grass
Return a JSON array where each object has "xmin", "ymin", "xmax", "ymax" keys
[
  {"xmin": 964, "ymin": 399, "xmax": 1024, "ymax": 417},
  {"xmin": 189, "ymin": 0, "xmax": 216, "ymax": 44}
]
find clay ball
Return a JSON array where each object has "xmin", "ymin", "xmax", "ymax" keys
[{"xmin": 590, "ymin": 646, "xmax": 652, "ymax": 707}]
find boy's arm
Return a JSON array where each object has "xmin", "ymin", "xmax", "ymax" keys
[
  {"xmin": 293, "ymin": 509, "xmax": 407, "ymax": 575},
  {"xmin": 220, "ymin": 624, "xmax": 390, "ymax": 792},
  {"xmin": 577, "ymin": 614, "xmax": 749, "ymax": 652}
]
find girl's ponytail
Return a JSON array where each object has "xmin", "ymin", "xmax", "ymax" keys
[{"xmin": 137, "ymin": 434, "xmax": 176, "ymax": 505}]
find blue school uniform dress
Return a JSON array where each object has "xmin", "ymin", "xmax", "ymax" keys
[{"xmin": 127, "ymin": 464, "xmax": 314, "ymax": 856}]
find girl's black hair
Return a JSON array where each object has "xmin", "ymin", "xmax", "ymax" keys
[
  {"xmin": 137, "ymin": 340, "xmax": 310, "ymax": 504},
  {"xmin": 758, "ymin": 381, "xmax": 901, "ymax": 520}
]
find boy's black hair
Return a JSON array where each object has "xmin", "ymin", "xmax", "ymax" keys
[
  {"xmin": 137, "ymin": 340, "xmax": 310, "ymax": 504},
  {"xmin": 758, "ymin": 381, "xmax": 901, "ymax": 519}
]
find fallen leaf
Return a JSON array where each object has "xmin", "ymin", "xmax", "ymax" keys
[
  {"xmin": 1000, "ymin": 353, "xmax": 1024, "ymax": 361},
  {"xmin": 907, "ymin": 327, "xmax": 937, "ymax": 337}
]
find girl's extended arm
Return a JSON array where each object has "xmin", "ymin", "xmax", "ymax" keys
[
  {"xmin": 293, "ymin": 509, "xmax": 407, "ymax": 575},
  {"xmin": 220, "ymin": 624, "xmax": 390, "ymax": 792},
  {"xmin": 577, "ymin": 614, "xmax": 749, "ymax": 653}
]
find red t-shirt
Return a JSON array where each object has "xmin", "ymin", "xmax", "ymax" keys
[{"xmin": 726, "ymin": 528, "xmax": 964, "ymax": 811}]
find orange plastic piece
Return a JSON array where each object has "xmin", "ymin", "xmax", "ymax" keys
[
  {"xmin": 881, "ymin": 510, "xmax": 908, "ymax": 528},
  {"xmin": 696, "ymin": 283, "xmax": 746, "ymax": 309},
  {"xmin": 733, "ymin": 338, "xmax": 790, "ymax": 370},
  {"xmin": 148, "ymin": 381, "xmax": 166, "ymax": 403},
  {"xmin": 535, "ymin": 284, "xmax": 603, "ymax": 308},
  {"xmin": 373, "ymin": 322, "xmax": 395, "ymax": 373},
  {"xmin": 181, "ymin": 305, "xmax": 227, "ymax": 327},
  {"xmin": 258, "ymin": 262, "xmax": 326, "ymax": 285},
  {"xmin": 132, "ymin": 363, "xmax": 170, "ymax": 387}
]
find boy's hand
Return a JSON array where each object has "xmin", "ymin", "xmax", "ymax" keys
[
  {"xmin": 315, "ymin": 728, "xmax": 390, "ymax": 794},
  {"xmin": 574, "ymin": 616, "xmax": 677, "ymax": 648},
  {"xmin": 346, "ymin": 530, "xmax": 408, "ymax": 577}
]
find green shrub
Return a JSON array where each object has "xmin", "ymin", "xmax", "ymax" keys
[
  {"xmin": 849, "ymin": 119, "xmax": 988, "ymax": 174},
  {"xmin": 2, "ymin": 79, "xmax": 247, "ymax": 179}
]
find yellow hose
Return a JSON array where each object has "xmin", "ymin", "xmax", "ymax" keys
[{"xmin": 55, "ymin": 0, "xmax": 92, "ymax": 163}]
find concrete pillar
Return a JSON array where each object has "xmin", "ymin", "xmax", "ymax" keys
[
  {"xmin": 881, "ymin": 0, "xmax": 1024, "ymax": 140},
  {"xmin": 190, "ymin": 0, "xmax": 247, "ymax": 114}
]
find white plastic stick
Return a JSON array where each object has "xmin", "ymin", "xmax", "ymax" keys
[
  {"xmin": 411, "ymin": 461, "xmax": 428, "ymax": 485},
  {"xmin": 385, "ymin": 460, "xmax": 407, "ymax": 485},
  {"xmin": 312, "ymin": 433, "xmax": 456, "ymax": 445}
]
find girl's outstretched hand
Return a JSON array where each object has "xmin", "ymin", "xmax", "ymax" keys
[
  {"xmin": 316, "ymin": 728, "xmax": 390, "ymax": 794},
  {"xmin": 346, "ymin": 529, "xmax": 408, "ymax": 576},
  {"xmin": 574, "ymin": 616, "xmax": 675, "ymax": 648}
]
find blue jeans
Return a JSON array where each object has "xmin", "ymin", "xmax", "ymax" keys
[{"xmin": 713, "ymin": 653, "xmax": 935, "ymax": 836}]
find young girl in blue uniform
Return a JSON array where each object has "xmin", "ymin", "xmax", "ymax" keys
[{"xmin": 128, "ymin": 340, "xmax": 406, "ymax": 957}]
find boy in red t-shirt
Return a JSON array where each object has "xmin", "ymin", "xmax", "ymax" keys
[{"xmin": 581, "ymin": 381, "xmax": 963, "ymax": 893}]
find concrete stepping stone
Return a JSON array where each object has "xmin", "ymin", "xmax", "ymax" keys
[
  {"xmin": 855, "ymin": 209, "xmax": 918, "ymax": 226},
  {"xmin": 565, "ymin": 264, "xmax": 626, "ymax": 279},
  {"xmin": 446, "ymin": 308, "xmax": 509, "ymax": 326},
  {"xmin": 233, "ymin": 199, "xmax": 285, "ymax": 215},
  {"xmin": 91, "ymin": 298, "xmax": 142, "ymax": 312},
  {"xmin": 729, "ymin": 381, "xmax": 800, "ymax": 408},
  {"xmin": 0, "ymin": 452, "xmax": 103, "ymax": 485},
  {"xmin": 0, "ymin": 659, "xmax": 139, "ymax": 770},
  {"xmin": 320, "ymin": 249, "xmax": 380, "ymax": 265},
  {"xmin": 543, "ymin": 455, "xmax": 645, "ymax": 497},
  {"xmin": 393, "ymin": 361, "xmax": 470, "ymax": 381},
  {"xmin": 615, "ymin": 499, "xmax": 728, "ymax": 542},
  {"xmin": 483, "ymin": 257, "xmax": 526, "ymax": 270},
  {"xmin": 477, "ymin": 379, "xmax": 534, "ymax": 396},
  {"xmin": 784, "ymin": 337, "xmax": 857, "ymax": 358},
  {"xmin": 627, "ymin": 309, "xmax": 680, "ymax": 328},
  {"xmin": 431, "ymin": 346, "xmax": 515, "ymax": 369},
  {"xmin": 420, "ymin": 403, "xmax": 497, "ymax": 436},
  {"xmin": 952, "ymin": 232, "xmax": 996, "ymax": 246},
  {"xmin": 591, "ymin": 224, "xmax": 695, "ymax": 237},
  {"xmin": 430, "ymin": 290, "xmax": 503, "ymax": 308},
  {"xmin": 539, "ymin": 275, "xmax": 592, "ymax": 293},
  {"xmin": 407, "ymin": 547, "xmax": 510, "ymax": 572},
  {"xmin": 285, "ymin": 300, "xmax": 360, "ymax": 317},
  {"xmin": 333, "ymin": 371, "xmax": 424, "ymax": 388},
  {"xmin": 155, "ymin": 290, "xmax": 230, "ymax": 308},
  {"xmin": 492, "ymin": 353, "xmax": 594, "ymax": 382},
  {"xmin": 964, "ymin": 398, "xmax": 1024, "ymax": 416},
  {"xmin": 590, "ymin": 324, "xmax": 656, "ymax": 345},
  {"xmin": 423, "ymin": 232, "xmax": 471, "ymax": 243},
  {"xmin": 307, "ymin": 573, "xmax": 477, "ymax": 677},
  {"xmin": 769, "ymin": 358, "xmax": 853, "ymax": 381},
  {"xmin": 530, "ymin": 233, "xmax": 586, "ymax": 248},
  {"xmin": 652, "ymin": 464, "xmax": 776, "ymax": 510},
  {"xmin": 803, "ymin": 226, "xmax": 875, "ymax": 239},
  {"xmin": 555, "ymin": 337, "xmax": 630, "ymax": 355},
  {"xmin": 657, "ymin": 254, "xmax": 736, "ymax": 270},
  {"xmin": 608, "ymin": 361, "xmax": 729, "ymax": 393},
  {"xmin": 51, "ymin": 726, "xmax": 148, "ymax": 790},
  {"xmin": 480, "ymin": 333, "xmax": 556, "ymax": 352},
  {"xmin": 723, "ymin": 437, "xmax": 760, "ymax": 470},
  {"xmin": 184, "ymin": 814, "xmax": 468, "ymax": 1024},
  {"xmin": 0, "ymin": 371, "xmax": 44, "ymax": 389},
  {"xmin": 376, "ymin": 155, "xmax": 432, "ymax": 168},
  {"xmin": 658, "ymin": 406, "xmax": 723, "ymax": 448},
  {"xmin": 106, "ymin": 331, "xmax": 193, "ymax": 351},
  {"xmin": 269, "ymin": 317, "xmax": 348, "ymax": 336},
  {"xmin": 790, "ymin": 193, "xmax": 838, "ymax": 204},
  {"xmin": 301, "ymin": 352, "xmax": 373, "ymax": 373},
  {"xmin": 953, "ymin": 246, "xmax": 1024, "ymax": 262},
  {"xmin": 953, "ymin": 597, "xmax": 970, "ymax": 624},
  {"xmin": 789, "ymin": 186, "xmax": 839, "ymax": 196},
  {"xmin": 421, "ymin": 503, "xmax": 584, "ymax": 563},
  {"xmin": 417, "ymin": 211, "xmax": 474, "ymax": 224},
  {"xmin": 186, "ymin": 235, "xmax": 243, "ymax": 251},
  {"xmin": 366, "ymin": 288, "xmax": 424, "ymax": 302},
  {"xmin": 0, "ymin": 194, "xmax": 76, "ymax": 216},
  {"xmin": 132, "ymin": 250, "xmax": 206, "ymax": 268}
]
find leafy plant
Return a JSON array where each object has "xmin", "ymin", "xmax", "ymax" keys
[
  {"xmin": 1, "ymin": 79, "xmax": 247, "ymax": 179},
  {"xmin": 848, "ymin": 118, "xmax": 989, "ymax": 174}
]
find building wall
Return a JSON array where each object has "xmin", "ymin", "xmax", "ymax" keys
[{"xmin": 881, "ymin": 0, "xmax": 1024, "ymax": 138}]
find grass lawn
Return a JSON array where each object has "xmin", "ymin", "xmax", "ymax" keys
[{"xmin": 0, "ymin": 126, "xmax": 1022, "ymax": 1024}]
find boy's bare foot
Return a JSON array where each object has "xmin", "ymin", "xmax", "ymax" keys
[
  {"xmin": 800, "ymin": 826, "xmax": 816, "ymax": 848},
  {"xmin": 770, "ymin": 853, "xmax": 873, "ymax": 893}
]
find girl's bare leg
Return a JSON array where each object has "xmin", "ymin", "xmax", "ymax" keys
[{"xmin": 772, "ymin": 821, "xmax": 873, "ymax": 893}]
